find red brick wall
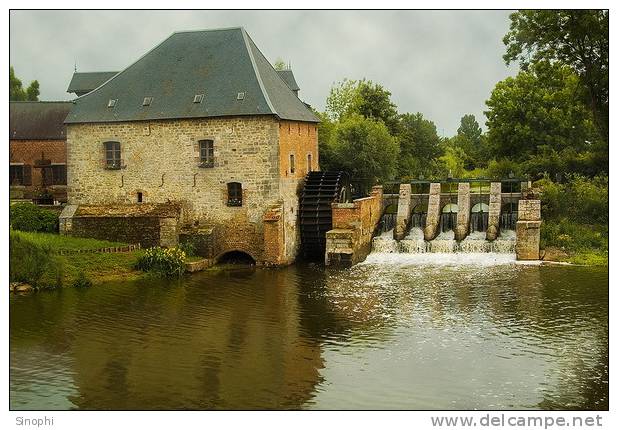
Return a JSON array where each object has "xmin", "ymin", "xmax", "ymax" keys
[
  {"xmin": 10, "ymin": 139, "xmax": 67, "ymax": 199},
  {"xmin": 278, "ymin": 121, "xmax": 319, "ymax": 178}
]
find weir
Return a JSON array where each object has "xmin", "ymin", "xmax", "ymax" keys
[{"xmin": 324, "ymin": 177, "xmax": 540, "ymax": 266}]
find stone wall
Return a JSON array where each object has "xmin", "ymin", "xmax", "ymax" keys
[
  {"xmin": 515, "ymin": 199, "xmax": 541, "ymax": 260},
  {"xmin": 65, "ymin": 116, "xmax": 317, "ymax": 265},
  {"xmin": 325, "ymin": 186, "xmax": 383, "ymax": 267}
]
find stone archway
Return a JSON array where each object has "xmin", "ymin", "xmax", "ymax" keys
[{"xmin": 215, "ymin": 250, "xmax": 256, "ymax": 265}]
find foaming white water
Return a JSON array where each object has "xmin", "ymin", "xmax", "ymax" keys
[
  {"xmin": 400, "ymin": 227, "xmax": 428, "ymax": 253},
  {"xmin": 372, "ymin": 229, "xmax": 398, "ymax": 253},
  {"xmin": 362, "ymin": 252, "xmax": 517, "ymax": 266},
  {"xmin": 459, "ymin": 231, "xmax": 490, "ymax": 253},
  {"xmin": 429, "ymin": 230, "xmax": 456, "ymax": 253}
]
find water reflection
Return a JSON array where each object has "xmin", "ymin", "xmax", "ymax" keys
[{"xmin": 10, "ymin": 263, "xmax": 608, "ymax": 410}]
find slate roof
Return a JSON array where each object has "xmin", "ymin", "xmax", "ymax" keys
[
  {"xmin": 10, "ymin": 101, "xmax": 73, "ymax": 140},
  {"xmin": 67, "ymin": 71, "xmax": 118, "ymax": 95},
  {"xmin": 276, "ymin": 70, "xmax": 300, "ymax": 92},
  {"xmin": 65, "ymin": 27, "xmax": 319, "ymax": 124}
]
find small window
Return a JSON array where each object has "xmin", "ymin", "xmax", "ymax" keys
[
  {"xmin": 237, "ymin": 92, "xmax": 245, "ymax": 100},
  {"xmin": 9, "ymin": 165, "xmax": 24, "ymax": 185},
  {"xmin": 289, "ymin": 154, "xmax": 295, "ymax": 174},
  {"xmin": 137, "ymin": 192, "xmax": 143, "ymax": 203},
  {"xmin": 104, "ymin": 141, "xmax": 122, "ymax": 169},
  {"xmin": 142, "ymin": 97, "xmax": 153, "ymax": 106},
  {"xmin": 107, "ymin": 99, "xmax": 117, "ymax": 108},
  {"xmin": 51, "ymin": 164, "xmax": 67, "ymax": 185},
  {"xmin": 227, "ymin": 182, "xmax": 242, "ymax": 207},
  {"xmin": 199, "ymin": 140, "xmax": 214, "ymax": 167},
  {"xmin": 193, "ymin": 94, "xmax": 204, "ymax": 103},
  {"xmin": 307, "ymin": 154, "xmax": 312, "ymax": 172}
]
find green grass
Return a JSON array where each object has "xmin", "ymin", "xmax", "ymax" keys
[
  {"xmin": 59, "ymin": 249, "xmax": 146, "ymax": 285},
  {"xmin": 15, "ymin": 231, "xmax": 128, "ymax": 251},
  {"xmin": 10, "ymin": 230, "xmax": 145, "ymax": 288},
  {"xmin": 567, "ymin": 250, "xmax": 608, "ymax": 266},
  {"xmin": 540, "ymin": 218, "xmax": 608, "ymax": 266}
]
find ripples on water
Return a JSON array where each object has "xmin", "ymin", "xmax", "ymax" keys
[{"xmin": 10, "ymin": 262, "xmax": 608, "ymax": 410}]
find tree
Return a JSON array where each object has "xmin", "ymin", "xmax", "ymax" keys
[
  {"xmin": 503, "ymin": 10, "xmax": 608, "ymax": 140},
  {"xmin": 10, "ymin": 66, "xmax": 40, "ymax": 101},
  {"xmin": 324, "ymin": 79, "xmax": 399, "ymax": 133},
  {"xmin": 350, "ymin": 80, "xmax": 399, "ymax": 134},
  {"xmin": 273, "ymin": 58, "xmax": 287, "ymax": 71},
  {"xmin": 449, "ymin": 114, "xmax": 489, "ymax": 169},
  {"xmin": 457, "ymin": 114, "xmax": 482, "ymax": 146},
  {"xmin": 325, "ymin": 114, "xmax": 399, "ymax": 185},
  {"xmin": 397, "ymin": 112, "xmax": 443, "ymax": 178},
  {"xmin": 485, "ymin": 61, "xmax": 603, "ymax": 177},
  {"xmin": 324, "ymin": 79, "xmax": 360, "ymax": 122}
]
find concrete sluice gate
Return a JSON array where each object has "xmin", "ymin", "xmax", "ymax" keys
[{"xmin": 371, "ymin": 180, "xmax": 541, "ymax": 261}]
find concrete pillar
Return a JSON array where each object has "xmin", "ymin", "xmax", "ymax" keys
[
  {"xmin": 59, "ymin": 204, "xmax": 78, "ymax": 235},
  {"xmin": 516, "ymin": 199, "xmax": 542, "ymax": 260},
  {"xmin": 424, "ymin": 183, "xmax": 441, "ymax": 241},
  {"xmin": 394, "ymin": 183, "xmax": 412, "ymax": 240},
  {"xmin": 486, "ymin": 182, "xmax": 501, "ymax": 241},
  {"xmin": 455, "ymin": 183, "xmax": 470, "ymax": 241}
]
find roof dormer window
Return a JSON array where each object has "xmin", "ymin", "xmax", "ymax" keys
[
  {"xmin": 193, "ymin": 94, "xmax": 204, "ymax": 103},
  {"xmin": 142, "ymin": 97, "xmax": 153, "ymax": 106},
  {"xmin": 107, "ymin": 99, "xmax": 117, "ymax": 108}
]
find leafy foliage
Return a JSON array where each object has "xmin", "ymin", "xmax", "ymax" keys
[
  {"xmin": 10, "ymin": 66, "xmax": 40, "ymax": 101},
  {"xmin": 484, "ymin": 62, "xmax": 604, "ymax": 178},
  {"xmin": 324, "ymin": 114, "xmax": 399, "ymax": 185},
  {"xmin": 503, "ymin": 10, "xmax": 608, "ymax": 139},
  {"xmin": 10, "ymin": 203, "xmax": 59, "ymax": 233},
  {"xmin": 397, "ymin": 113, "xmax": 443, "ymax": 178},
  {"xmin": 136, "ymin": 247, "xmax": 186, "ymax": 277}
]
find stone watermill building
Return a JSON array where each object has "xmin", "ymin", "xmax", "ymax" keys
[{"xmin": 60, "ymin": 27, "xmax": 320, "ymax": 265}]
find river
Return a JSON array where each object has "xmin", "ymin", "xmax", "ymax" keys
[{"xmin": 10, "ymin": 259, "xmax": 608, "ymax": 410}]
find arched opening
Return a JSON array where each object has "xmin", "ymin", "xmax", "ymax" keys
[
  {"xmin": 439, "ymin": 203, "xmax": 458, "ymax": 232},
  {"xmin": 411, "ymin": 202, "xmax": 428, "ymax": 228},
  {"xmin": 216, "ymin": 250, "xmax": 256, "ymax": 266},
  {"xmin": 500, "ymin": 203, "xmax": 518, "ymax": 230},
  {"xmin": 470, "ymin": 203, "xmax": 489, "ymax": 232},
  {"xmin": 376, "ymin": 204, "xmax": 397, "ymax": 235}
]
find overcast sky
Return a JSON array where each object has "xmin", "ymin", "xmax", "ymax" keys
[{"xmin": 10, "ymin": 10, "xmax": 517, "ymax": 136}]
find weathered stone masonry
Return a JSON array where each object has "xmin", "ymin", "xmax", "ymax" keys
[{"xmin": 65, "ymin": 116, "xmax": 317, "ymax": 265}]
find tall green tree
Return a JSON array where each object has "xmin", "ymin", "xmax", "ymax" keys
[
  {"xmin": 397, "ymin": 112, "xmax": 443, "ymax": 178},
  {"xmin": 457, "ymin": 114, "xmax": 482, "ymax": 146},
  {"xmin": 503, "ymin": 10, "xmax": 608, "ymax": 140},
  {"xmin": 325, "ymin": 114, "xmax": 399, "ymax": 185},
  {"xmin": 485, "ymin": 61, "xmax": 603, "ymax": 177},
  {"xmin": 10, "ymin": 66, "xmax": 40, "ymax": 101},
  {"xmin": 448, "ymin": 114, "xmax": 490, "ymax": 169},
  {"xmin": 324, "ymin": 79, "xmax": 399, "ymax": 133}
]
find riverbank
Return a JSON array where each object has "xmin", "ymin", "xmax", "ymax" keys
[
  {"xmin": 540, "ymin": 220, "xmax": 608, "ymax": 266},
  {"xmin": 9, "ymin": 231, "xmax": 146, "ymax": 291}
]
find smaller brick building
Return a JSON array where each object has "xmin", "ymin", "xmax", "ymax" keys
[{"xmin": 9, "ymin": 101, "xmax": 73, "ymax": 204}]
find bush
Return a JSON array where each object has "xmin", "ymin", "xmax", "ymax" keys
[
  {"xmin": 535, "ymin": 174, "xmax": 608, "ymax": 224},
  {"xmin": 540, "ymin": 219, "xmax": 608, "ymax": 253},
  {"xmin": 10, "ymin": 230, "xmax": 63, "ymax": 288},
  {"xmin": 10, "ymin": 203, "xmax": 59, "ymax": 233},
  {"xmin": 135, "ymin": 247, "xmax": 186, "ymax": 277}
]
